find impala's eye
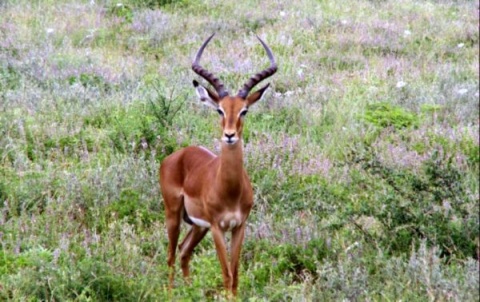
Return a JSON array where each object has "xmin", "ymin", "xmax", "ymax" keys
[
  {"xmin": 239, "ymin": 110, "xmax": 248, "ymax": 117},
  {"xmin": 217, "ymin": 109, "xmax": 224, "ymax": 116}
]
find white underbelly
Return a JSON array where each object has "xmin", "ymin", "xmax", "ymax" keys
[
  {"xmin": 189, "ymin": 216, "xmax": 211, "ymax": 228},
  {"xmin": 184, "ymin": 194, "xmax": 211, "ymax": 228}
]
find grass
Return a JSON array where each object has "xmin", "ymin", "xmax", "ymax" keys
[{"xmin": 0, "ymin": 0, "xmax": 478, "ymax": 300}]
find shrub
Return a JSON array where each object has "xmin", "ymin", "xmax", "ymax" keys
[
  {"xmin": 348, "ymin": 146, "xmax": 478, "ymax": 259},
  {"xmin": 364, "ymin": 102, "xmax": 418, "ymax": 129},
  {"xmin": 107, "ymin": 3, "xmax": 134, "ymax": 24},
  {"xmin": 123, "ymin": 0, "xmax": 190, "ymax": 9},
  {"xmin": 0, "ymin": 65, "xmax": 20, "ymax": 91},
  {"xmin": 67, "ymin": 73, "xmax": 112, "ymax": 93},
  {"xmin": 243, "ymin": 238, "xmax": 331, "ymax": 289},
  {"xmin": 106, "ymin": 189, "xmax": 157, "ymax": 228}
]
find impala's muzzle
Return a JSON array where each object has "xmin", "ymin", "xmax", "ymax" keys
[{"xmin": 223, "ymin": 132, "xmax": 238, "ymax": 144}]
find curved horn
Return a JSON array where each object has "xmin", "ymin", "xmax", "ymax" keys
[
  {"xmin": 237, "ymin": 36, "xmax": 277, "ymax": 99},
  {"xmin": 192, "ymin": 33, "xmax": 228, "ymax": 98}
]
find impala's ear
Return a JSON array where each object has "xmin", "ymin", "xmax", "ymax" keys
[
  {"xmin": 246, "ymin": 83, "xmax": 270, "ymax": 107},
  {"xmin": 193, "ymin": 80, "xmax": 219, "ymax": 109}
]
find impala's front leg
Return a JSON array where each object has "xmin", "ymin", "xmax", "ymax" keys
[
  {"xmin": 230, "ymin": 223, "xmax": 246, "ymax": 295},
  {"xmin": 210, "ymin": 225, "xmax": 233, "ymax": 292}
]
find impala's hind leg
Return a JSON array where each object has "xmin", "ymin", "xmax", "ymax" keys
[
  {"xmin": 179, "ymin": 225, "xmax": 208, "ymax": 281},
  {"xmin": 162, "ymin": 192, "xmax": 183, "ymax": 290}
]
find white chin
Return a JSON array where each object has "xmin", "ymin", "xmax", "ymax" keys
[{"xmin": 222, "ymin": 138, "xmax": 238, "ymax": 145}]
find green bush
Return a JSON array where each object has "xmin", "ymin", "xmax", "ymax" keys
[
  {"xmin": 0, "ymin": 65, "xmax": 21, "ymax": 91},
  {"xmin": 122, "ymin": 0, "xmax": 190, "ymax": 9},
  {"xmin": 243, "ymin": 238, "xmax": 331, "ymax": 289},
  {"xmin": 106, "ymin": 189, "xmax": 158, "ymax": 228},
  {"xmin": 68, "ymin": 73, "xmax": 112, "ymax": 93},
  {"xmin": 364, "ymin": 102, "xmax": 418, "ymax": 129},
  {"xmin": 107, "ymin": 3, "xmax": 133, "ymax": 24},
  {"xmin": 347, "ymin": 146, "xmax": 478, "ymax": 259}
]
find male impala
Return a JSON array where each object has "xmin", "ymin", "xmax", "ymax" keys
[{"xmin": 159, "ymin": 34, "xmax": 277, "ymax": 295}]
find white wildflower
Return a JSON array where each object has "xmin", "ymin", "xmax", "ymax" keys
[
  {"xmin": 116, "ymin": 2, "xmax": 123, "ymax": 7},
  {"xmin": 345, "ymin": 241, "xmax": 359, "ymax": 253},
  {"xmin": 279, "ymin": 11, "xmax": 286, "ymax": 17},
  {"xmin": 457, "ymin": 88, "xmax": 468, "ymax": 95},
  {"xmin": 396, "ymin": 81, "xmax": 407, "ymax": 88},
  {"xmin": 403, "ymin": 30, "xmax": 412, "ymax": 37},
  {"xmin": 442, "ymin": 200, "xmax": 452, "ymax": 216},
  {"xmin": 457, "ymin": 43, "xmax": 464, "ymax": 48},
  {"xmin": 46, "ymin": 28, "xmax": 54, "ymax": 34}
]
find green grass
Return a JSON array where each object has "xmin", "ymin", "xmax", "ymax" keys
[{"xmin": 0, "ymin": 0, "xmax": 478, "ymax": 300}]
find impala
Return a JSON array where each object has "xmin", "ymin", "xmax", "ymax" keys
[{"xmin": 159, "ymin": 34, "xmax": 277, "ymax": 295}]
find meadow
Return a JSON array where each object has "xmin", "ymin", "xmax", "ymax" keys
[{"xmin": 0, "ymin": 0, "xmax": 478, "ymax": 300}]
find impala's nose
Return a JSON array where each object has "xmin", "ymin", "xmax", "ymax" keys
[{"xmin": 223, "ymin": 132, "xmax": 237, "ymax": 144}]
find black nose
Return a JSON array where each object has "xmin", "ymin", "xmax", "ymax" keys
[{"xmin": 225, "ymin": 133, "xmax": 235, "ymax": 139}]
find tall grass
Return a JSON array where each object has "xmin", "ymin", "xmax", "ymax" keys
[{"xmin": 1, "ymin": 0, "xmax": 478, "ymax": 300}]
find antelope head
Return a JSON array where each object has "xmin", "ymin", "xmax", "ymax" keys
[{"xmin": 192, "ymin": 34, "xmax": 277, "ymax": 145}]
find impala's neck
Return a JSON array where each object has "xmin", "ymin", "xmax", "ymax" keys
[{"xmin": 216, "ymin": 140, "xmax": 244, "ymax": 193}]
